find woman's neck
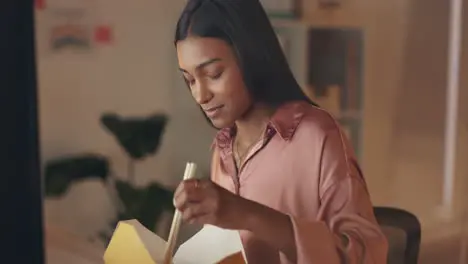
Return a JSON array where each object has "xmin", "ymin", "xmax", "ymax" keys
[{"xmin": 235, "ymin": 103, "xmax": 275, "ymax": 147}]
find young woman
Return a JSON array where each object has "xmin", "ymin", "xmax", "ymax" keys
[{"xmin": 172, "ymin": 0, "xmax": 388, "ymax": 263}]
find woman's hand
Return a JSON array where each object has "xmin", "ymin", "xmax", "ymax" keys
[
  {"xmin": 174, "ymin": 178, "xmax": 297, "ymax": 261},
  {"xmin": 173, "ymin": 178, "xmax": 251, "ymax": 230}
]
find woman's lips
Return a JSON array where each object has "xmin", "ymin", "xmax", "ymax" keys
[{"xmin": 204, "ymin": 105, "xmax": 224, "ymax": 118}]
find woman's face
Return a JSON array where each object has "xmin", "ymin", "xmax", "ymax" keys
[{"xmin": 176, "ymin": 36, "xmax": 252, "ymax": 129}]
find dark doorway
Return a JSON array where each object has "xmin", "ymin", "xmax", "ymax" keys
[{"xmin": 0, "ymin": 1, "xmax": 45, "ymax": 264}]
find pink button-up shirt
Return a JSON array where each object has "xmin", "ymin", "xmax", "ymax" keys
[{"xmin": 210, "ymin": 101, "xmax": 388, "ymax": 264}]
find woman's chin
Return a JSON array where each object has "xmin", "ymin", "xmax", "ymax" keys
[{"xmin": 210, "ymin": 117, "xmax": 234, "ymax": 130}]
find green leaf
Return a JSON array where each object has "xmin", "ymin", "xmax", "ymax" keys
[{"xmin": 113, "ymin": 180, "xmax": 175, "ymax": 231}]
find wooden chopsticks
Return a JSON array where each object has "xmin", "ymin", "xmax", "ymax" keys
[{"xmin": 163, "ymin": 162, "xmax": 197, "ymax": 264}]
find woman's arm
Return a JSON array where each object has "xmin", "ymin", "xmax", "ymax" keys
[
  {"xmin": 281, "ymin": 125, "xmax": 388, "ymax": 264},
  {"xmin": 235, "ymin": 174, "xmax": 388, "ymax": 264},
  {"xmin": 238, "ymin": 197, "xmax": 298, "ymax": 262}
]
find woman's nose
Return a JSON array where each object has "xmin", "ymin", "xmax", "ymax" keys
[{"xmin": 192, "ymin": 83, "xmax": 213, "ymax": 105}]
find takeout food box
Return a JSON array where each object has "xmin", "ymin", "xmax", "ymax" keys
[{"xmin": 103, "ymin": 219, "xmax": 247, "ymax": 264}]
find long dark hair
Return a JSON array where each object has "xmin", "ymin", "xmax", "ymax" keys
[{"xmin": 174, "ymin": 0, "xmax": 317, "ymax": 115}]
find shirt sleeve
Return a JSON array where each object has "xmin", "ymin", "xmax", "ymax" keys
[{"xmin": 289, "ymin": 125, "xmax": 389, "ymax": 264}]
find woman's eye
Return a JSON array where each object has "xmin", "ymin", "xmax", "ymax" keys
[
  {"xmin": 209, "ymin": 71, "xmax": 223, "ymax": 80},
  {"xmin": 184, "ymin": 77, "xmax": 195, "ymax": 86}
]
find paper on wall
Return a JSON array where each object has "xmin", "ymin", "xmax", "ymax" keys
[{"xmin": 103, "ymin": 219, "xmax": 247, "ymax": 264}]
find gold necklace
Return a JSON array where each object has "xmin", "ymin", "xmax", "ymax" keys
[{"xmin": 234, "ymin": 127, "xmax": 266, "ymax": 169}]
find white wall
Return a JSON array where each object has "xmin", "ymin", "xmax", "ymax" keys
[
  {"xmin": 387, "ymin": 0, "xmax": 468, "ymax": 226},
  {"xmin": 36, "ymin": 0, "xmax": 215, "ymax": 242},
  {"xmin": 36, "ymin": 0, "xmax": 215, "ymax": 188},
  {"xmin": 386, "ymin": 0, "xmax": 450, "ymax": 221}
]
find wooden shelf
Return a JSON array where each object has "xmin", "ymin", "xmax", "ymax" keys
[{"xmin": 270, "ymin": 16, "xmax": 365, "ymax": 160}]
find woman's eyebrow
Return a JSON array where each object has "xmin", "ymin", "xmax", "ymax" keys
[{"xmin": 179, "ymin": 58, "xmax": 222, "ymax": 73}]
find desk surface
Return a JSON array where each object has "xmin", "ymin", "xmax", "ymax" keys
[{"xmin": 45, "ymin": 223, "xmax": 104, "ymax": 264}]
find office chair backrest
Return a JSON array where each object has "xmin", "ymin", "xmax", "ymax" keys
[{"xmin": 373, "ymin": 206, "xmax": 421, "ymax": 264}]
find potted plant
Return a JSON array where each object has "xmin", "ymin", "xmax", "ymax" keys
[
  {"xmin": 43, "ymin": 112, "xmax": 174, "ymax": 245},
  {"xmin": 99, "ymin": 112, "xmax": 174, "ymax": 242}
]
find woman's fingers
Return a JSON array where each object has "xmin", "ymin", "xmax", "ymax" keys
[
  {"xmin": 173, "ymin": 179, "xmax": 206, "ymax": 211},
  {"xmin": 172, "ymin": 179, "xmax": 230, "ymax": 226},
  {"xmin": 182, "ymin": 202, "xmax": 211, "ymax": 223},
  {"xmin": 174, "ymin": 179, "xmax": 198, "ymax": 199}
]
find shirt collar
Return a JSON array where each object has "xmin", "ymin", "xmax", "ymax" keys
[{"xmin": 212, "ymin": 100, "xmax": 308, "ymax": 150}]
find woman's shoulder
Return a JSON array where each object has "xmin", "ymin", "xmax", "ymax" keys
[{"xmin": 294, "ymin": 102, "xmax": 344, "ymax": 140}]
